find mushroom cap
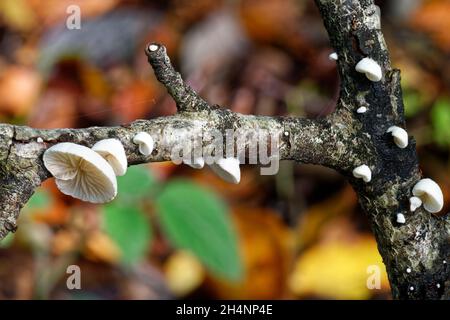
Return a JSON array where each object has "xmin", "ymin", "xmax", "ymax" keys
[
  {"xmin": 43, "ymin": 142, "xmax": 117, "ymax": 203},
  {"xmin": 387, "ymin": 126, "xmax": 408, "ymax": 148},
  {"xmin": 92, "ymin": 139, "xmax": 128, "ymax": 176},
  {"xmin": 352, "ymin": 165, "xmax": 372, "ymax": 183},
  {"xmin": 210, "ymin": 157, "xmax": 241, "ymax": 184},
  {"xmin": 329, "ymin": 52, "xmax": 338, "ymax": 61},
  {"xmin": 148, "ymin": 44, "xmax": 159, "ymax": 52},
  {"xmin": 357, "ymin": 106, "xmax": 367, "ymax": 114},
  {"xmin": 396, "ymin": 213, "xmax": 406, "ymax": 224},
  {"xmin": 183, "ymin": 157, "xmax": 205, "ymax": 169},
  {"xmin": 409, "ymin": 196, "xmax": 422, "ymax": 212},
  {"xmin": 412, "ymin": 178, "xmax": 444, "ymax": 213},
  {"xmin": 355, "ymin": 57, "xmax": 382, "ymax": 82},
  {"xmin": 133, "ymin": 132, "xmax": 154, "ymax": 156}
]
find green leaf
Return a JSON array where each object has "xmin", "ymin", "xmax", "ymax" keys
[
  {"xmin": 403, "ymin": 89, "xmax": 424, "ymax": 118},
  {"xmin": 156, "ymin": 180, "xmax": 242, "ymax": 281},
  {"xmin": 115, "ymin": 166, "xmax": 158, "ymax": 203},
  {"xmin": 102, "ymin": 204, "xmax": 152, "ymax": 265},
  {"xmin": 431, "ymin": 98, "xmax": 450, "ymax": 147},
  {"xmin": 0, "ymin": 232, "xmax": 14, "ymax": 248},
  {"xmin": 22, "ymin": 189, "xmax": 51, "ymax": 219},
  {"xmin": 24, "ymin": 189, "xmax": 50, "ymax": 211}
]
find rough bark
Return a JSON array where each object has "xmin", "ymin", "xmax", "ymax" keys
[{"xmin": 0, "ymin": 0, "xmax": 447, "ymax": 299}]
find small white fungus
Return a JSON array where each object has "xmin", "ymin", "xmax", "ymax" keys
[
  {"xmin": 355, "ymin": 57, "xmax": 382, "ymax": 82},
  {"xmin": 133, "ymin": 132, "xmax": 154, "ymax": 156},
  {"xmin": 209, "ymin": 157, "xmax": 241, "ymax": 184},
  {"xmin": 406, "ymin": 268, "xmax": 411, "ymax": 273},
  {"xmin": 92, "ymin": 139, "xmax": 128, "ymax": 176},
  {"xmin": 148, "ymin": 44, "xmax": 159, "ymax": 52},
  {"xmin": 352, "ymin": 165, "xmax": 372, "ymax": 183},
  {"xmin": 357, "ymin": 107, "xmax": 367, "ymax": 114},
  {"xmin": 409, "ymin": 196, "xmax": 422, "ymax": 212},
  {"xmin": 329, "ymin": 52, "xmax": 338, "ymax": 61},
  {"xmin": 387, "ymin": 126, "xmax": 408, "ymax": 148},
  {"xmin": 37, "ymin": 137, "xmax": 44, "ymax": 143},
  {"xmin": 412, "ymin": 178, "xmax": 444, "ymax": 214},
  {"xmin": 183, "ymin": 157, "xmax": 205, "ymax": 169},
  {"xmin": 396, "ymin": 213, "xmax": 406, "ymax": 224}
]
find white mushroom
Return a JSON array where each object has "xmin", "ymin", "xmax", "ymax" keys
[
  {"xmin": 396, "ymin": 213, "xmax": 406, "ymax": 224},
  {"xmin": 183, "ymin": 157, "xmax": 205, "ymax": 169},
  {"xmin": 409, "ymin": 196, "xmax": 422, "ymax": 212},
  {"xmin": 209, "ymin": 157, "xmax": 241, "ymax": 184},
  {"xmin": 357, "ymin": 106, "xmax": 367, "ymax": 114},
  {"xmin": 412, "ymin": 178, "xmax": 444, "ymax": 213},
  {"xmin": 92, "ymin": 139, "xmax": 128, "ymax": 176},
  {"xmin": 133, "ymin": 132, "xmax": 154, "ymax": 156},
  {"xmin": 387, "ymin": 126, "xmax": 408, "ymax": 148},
  {"xmin": 329, "ymin": 52, "xmax": 338, "ymax": 61},
  {"xmin": 148, "ymin": 44, "xmax": 159, "ymax": 52},
  {"xmin": 37, "ymin": 137, "xmax": 44, "ymax": 143},
  {"xmin": 43, "ymin": 143, "xmax": 117, "ymax": 203},
  {"xmin": 375, "ymin": 5, "xmax": 381, "ymax": 22},
  {"xmin": 352, "ymin": 165, "xmax": 372, "ymax": 183},
  {"xmin": 355, "ymin": 57, "xmax": 382, "ymax": 82}
]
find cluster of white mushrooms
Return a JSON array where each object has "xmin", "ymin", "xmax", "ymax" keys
[
  {"xmin": 43, "ymin": 139, "xmax": 128, "ymax": 204},
  {"xmin": 43, "ymin": 133, "xmax": 157, "ymax": 204},
  {"xmin": 329, "ymin": 54, "xmax": 446, "ymax": 222},
  {"xmin": 44, "ymin": 139, "xmax": 121, "ymax": 203},
  {"xmin": 43, "ymin": 132, "xmax": 242, "ymax": 204},
  {"xmin": 131, "ymin": 131, "xmax": 242, "ymax": 185}
]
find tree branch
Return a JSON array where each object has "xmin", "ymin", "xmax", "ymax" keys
[
  {"xmin": 0, "ymin": 44, "xmax": 356, "ymax": 241},
  {"xmin": 315, "ymin": 0, "xmax": 449, "ymax": 299},
  {"xmin": 145, "ymin": 44, "xmax": 210, "ymax": 113}
]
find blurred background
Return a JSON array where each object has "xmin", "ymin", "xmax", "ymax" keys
[{"xmin": 0, "ymin": 0, "xmax": 449, "ymax": 300}]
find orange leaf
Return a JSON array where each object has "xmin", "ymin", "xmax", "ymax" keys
[
  {"xmin": 410, "ymin": 0, "xmax": 450, "ymax": 52},
  {"xmin": 111, "ymin": 80, "xmax": 158, "ymax": 123},
  {"xmin": 0, "ymin": 66, "xmax": 41, "ymax": 117}
]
